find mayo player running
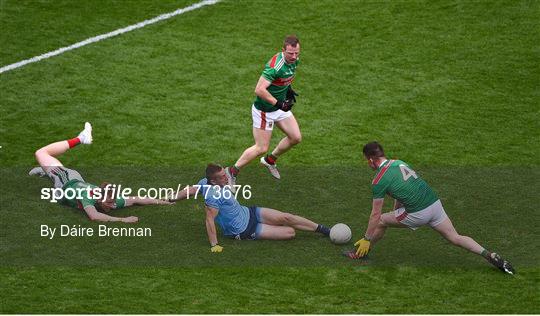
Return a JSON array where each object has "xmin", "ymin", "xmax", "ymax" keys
[
  {"xmin": 347, "ymin": 142, "xmax": 515, "ymax": 275},
  {"xmin": 29, "ymin": 122, "xmax": 173, "ymax": 223},
  {"xmin": 171, "ymin": 164, "xmax": 330, "ymax": 253},
  {"xmin": 225, "ymin": 35, "xmax": 302, "ymax": 188}
]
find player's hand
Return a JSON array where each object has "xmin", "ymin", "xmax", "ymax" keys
[
  {"xmin": 354, "ymin": 238, "xmax": 371, "ymax": 257},
  {"xmin": 122, "ymin": 216, "xmax": 139, "ymax": 223},
  {"xmin": 275, "ymin": 99, "xmax": 295, "ymax": 112},
  {"xmin": 286, "ymin": 86, "xmax": 298, "ymax": 103},
  {"xmin": 210, "ymin": 244, "xmax": 223, "ymax": 253},
  {"xmin": 157, "ymin": 199, "xmax": 175, "ymax": 205}
]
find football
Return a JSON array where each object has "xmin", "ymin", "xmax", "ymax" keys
[{"xmin": 329, "ymin": 223, "xmax": 352, "ymax": 244}]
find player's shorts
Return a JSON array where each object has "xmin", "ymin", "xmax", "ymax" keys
[
  {"xmin": 233, "ymin": 206, "xmax": 263, "ymax": 240},
  {"xmin": 252, "ymin": 104, "xmax": 293, "ymax": 131},
  {"xmin": 46, "ymin": 166, "xmax": 85, "ymax": 189},
  {"xmin": 394, "ymin": 199, "xmax": 448, "ymax": 230}
]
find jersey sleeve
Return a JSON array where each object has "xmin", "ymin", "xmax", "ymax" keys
[
  {"xmin": 80, "ymin": 194, "xmax": 96, "ymax": 209},
  {"xmin": 114, "ymin": 197, "xmax": 126, "ymax": 209},
  {"xmin": 372, "ymin": 182, "xmax": 388, "ymax": 199},
  {"xmin": 197, "ymin": 178, "xmax": 221, "ymax": 209},
  {"xmin": 203, "ymin": 187, "xmax": 221, "ymax": 209},
  {"xmin": 261, "ymin": 63, "xmax": 277, "ymax": 82}
]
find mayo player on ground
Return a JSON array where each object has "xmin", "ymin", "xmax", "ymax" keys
[
  {"xmin": 347, "ymin": 141, "xmax": 515, "ymax": 275},
  {"xmin": 29, "ymin": 122, "xmax": 173, "ymax": 223},
  {"xmin": 171, "ymin": 163, "xmax": 330, "ymax": 253},
  {"xmin": 225, "ymin": 35, "xmax": 302, "ymax": 189}
]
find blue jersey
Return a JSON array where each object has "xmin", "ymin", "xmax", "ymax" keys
[{"xmin": 197, "ymin": 178, "xmax": 249, "ymax": 236}]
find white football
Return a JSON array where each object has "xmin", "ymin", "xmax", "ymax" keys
[{"xmin": 329, "ymin": 223, "xmax": 352, "ymax": 244}]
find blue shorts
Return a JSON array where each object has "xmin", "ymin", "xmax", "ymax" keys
[{"xmin": 234, "ymin": 206, "xmax": 263, "ymax": 240}]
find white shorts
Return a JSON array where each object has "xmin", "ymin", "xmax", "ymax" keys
[
  {"xmin": 46, "ymin": 166, "xmax": 85, "ymax": 189},
  {"xmin": 251, "ymin": 104, "xmax": 293, "ymax": 131},
  {"xmin": 394, "ymin": 200, "xmax": 448, "ymax": 230}
]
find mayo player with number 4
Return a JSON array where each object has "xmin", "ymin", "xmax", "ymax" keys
[
  {"xmin": 346, "ymin": 142, "xmax": 516, "ymax": 275},
  {"xmin": 170, "ymin": 163, "xmax": 331, "ymax": 253}
]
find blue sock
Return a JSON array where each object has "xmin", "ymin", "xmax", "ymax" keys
[{"xmin": 316, "ymin": 224, "xmax": 330, "ymax": 236}]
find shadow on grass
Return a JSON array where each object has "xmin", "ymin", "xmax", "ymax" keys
[{"xmin": 1, "ymin": 165, "xmax": 538, "ymax": 267}]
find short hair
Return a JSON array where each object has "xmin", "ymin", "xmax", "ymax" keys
[
  {"xmin": 283, "ymin": 35, "xmax": 300, "ymax": 49},
  {"xmin": 99, "ymin": 182, "xmax": 115, "ymax": 200},
  {"xmin": 205, "ymin": 163, "xmax": 223, "ymax": 182},
  {"xmin": 363, "ymin": 142, "xmax": 385, "ymax": 159}
]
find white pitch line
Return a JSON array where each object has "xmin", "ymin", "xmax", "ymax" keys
[{"xmin": 0, "ymin": 0, "xmax": 220, "ymax": 74}]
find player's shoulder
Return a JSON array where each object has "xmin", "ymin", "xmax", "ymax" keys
[
  {"xmin": 197, "ymin": 178, "xmax": 212, "ymax": 196},
  {"xmin": 197, "ymin": 178, "xmax": 208, "ymax": 186},
  {"xmin": 266, "ymin": 52, "xmax": 285, "ymax": 71},
  {"xmin": 197, "ymin": 178, "xmax": 221, "ymax": 201},
  {"xmin": 386, "ymin": 159, "xmax": 403, "ymax": 170},
  {"xmin": 372, "ymin": 160, "xmax": 398, "ymax": 185}
]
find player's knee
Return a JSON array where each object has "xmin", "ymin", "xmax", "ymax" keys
[
  {"xmin": 289, "ymin": 134, "xmax": 302, "ymax": 145},
  {"xmin": 35, "ymin": 148, "xmax": 46, "ymax": 160},
  {"xmin": 446, "ymin": 233, "xmax": 462, "ymax": 245},
  {"xmin": 255, "ymin": 144, "xmax": 269, "ymax": 156},
  {"xmin": 285, "ymin": 227, "xmax": 296, "ymax": 239},
  {"xmin": 378, "ymin": 215, "xmax": 391, "ymax": 227}
]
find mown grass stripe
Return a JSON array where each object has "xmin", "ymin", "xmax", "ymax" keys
[{"xmin": 0, "ymin": 0, "xmax": 220, "ymax": 74}]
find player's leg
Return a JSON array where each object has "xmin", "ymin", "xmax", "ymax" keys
[
  {"xmin": 431, "ymin": 217, "xmax": 515, "ymax": 274},
  {"xmin": 426, "ymin": 201, "xmax": 486, "ymax": 255},
  {"xmin": 259, "ymin": 114, "xmax": 300, "ymax": 179},
  {"xmin": 34, "ymin": 141, "xmax": 68, "ymax": 171},
  {"xmin": 234, "ymin": 128, "xmax": 272, "ymax": 169},
  {"xmin": 258, "ymin": 207, "xmax": 329, "ymax": 235},
  {"xmin": 227, "ymin": 106, "xmax": 274, "ymax": 178},
  {"xmin": 226, "ymin": 127, "xmax": 273, "ymax": 187},
  {"xmin": 370, "ymin": 212, "xmax": 408, "ymax": 244},
  {"xmin": 257, "ymin": 224, "xmax": 296, "ymax": 240},
  {"xmin": 431, "ymin": 217, "xmax": 485, "ymax": 254},
  {"xmin": 32, "ymin": 122, "xmax": 93, "ymax": 175},
  {"xmin": 270, "ymin": 115, "xmax": 301, "ymax": 160}
]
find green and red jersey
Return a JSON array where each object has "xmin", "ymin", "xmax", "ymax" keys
[
  {"xmin": 60, "ymin": 180, "xmax": 125, "ymax": 210},
  {"xmin": 254, "ymin": 52, "xmax": 299, "ymax": 112},
  {"xmin": 371, "ymin": 160, "xmax": 438, "ymax": 213}
]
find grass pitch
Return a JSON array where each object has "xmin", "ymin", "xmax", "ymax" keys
[{"xmin": 1, "ymin": 0, "xmax": 539, "ymax": 313}]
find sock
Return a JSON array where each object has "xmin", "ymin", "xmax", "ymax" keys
[
  {"xmin": 265, "ymin": 154, "xmax": 278, "ymax": 165},
  {"xmin": 481, "ymin": 249, "xmax": 491, "ymax": 259},
  {"xmin": 67, "ymin": 137, "xmax": 81, "ymax": 148},
  {"xmin": 316, "ymin": 224, "xmax": 330, "ymax": 236},
  {"xmin": 230, "ymin": 165, "xmax": 240, "ymax": 176}
]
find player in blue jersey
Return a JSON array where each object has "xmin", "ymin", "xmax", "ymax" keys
[{"xmin": 171, "ymin": 163, "xmax": 330, "ymax": 253}]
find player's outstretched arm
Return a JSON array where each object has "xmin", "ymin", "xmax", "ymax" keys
[
  {"xmin": 355, "ymin": 198, "xmax": 385, "ymax": 256},
  {"xmin": 169, "ymin": 185, "xmax": 199, "ymax": 201},
  {"xmin": 205, "ymin": 205, "xmax": 222, "ymax": 253},
  {"xmin": 365, "ymin": 198, "xmax": 385, "ymax": 238},
  {"xmin": 83, "ymin": 205, "xmax": 138, "ymax": 223},
  {"xmin": 124, "ymin": 196, "xmax": 174, "ymax": 207}
]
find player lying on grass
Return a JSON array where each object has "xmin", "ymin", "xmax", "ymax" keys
[
  {"xmin": 347, "ymin": 142, "xmax": 515, "ymax": 275},
  {"xmin": 170, "ymin": 163, "xmax": 331, "ymax": 252},
  {"xmin": 29, "ymin": 122, "xmax": 173, "ymax": 223}
]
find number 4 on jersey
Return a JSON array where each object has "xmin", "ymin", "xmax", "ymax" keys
[{"xmin": 399, "ymin": 164, "xmax": 418, "ymax": 181}]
